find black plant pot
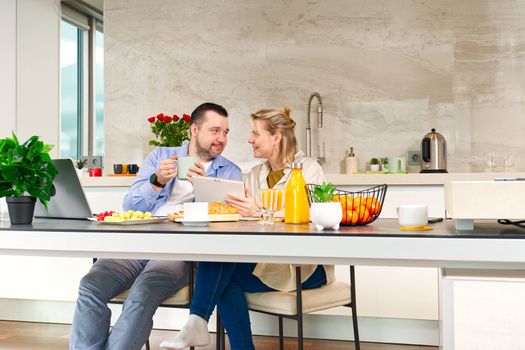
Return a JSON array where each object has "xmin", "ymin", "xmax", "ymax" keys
[{"xmin": 6, "ymin": 196, "xmax": 36, "ymax": 225}]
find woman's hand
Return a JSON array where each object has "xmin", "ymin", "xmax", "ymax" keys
[{"xmin": 225, "ymin": 188, "xmax": 258, "ymax": 217}]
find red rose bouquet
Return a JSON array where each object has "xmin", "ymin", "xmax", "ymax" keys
[{"xmin": 147, "ymin": 113, "xmax": 191, "ymax": 147}]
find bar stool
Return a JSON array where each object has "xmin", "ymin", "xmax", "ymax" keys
[{"xmin": 218, "ymin": 265, "xmax": 360, "ymax": 350}]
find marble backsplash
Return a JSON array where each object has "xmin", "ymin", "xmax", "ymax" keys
[{"xmin": 104, "ymin": 0, "xmax": 525, "ymax": 174}]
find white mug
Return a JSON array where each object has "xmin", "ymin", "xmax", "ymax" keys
[
  {"xmin": 388, "ymin": 157, "xmax": 407, "ymax": 173},
  {"xmin": 172, "ymin": 202, "xmax": 209, "ymax": 221},
  {"xmin": 176, "ymin": 156, "xmax": 200, "ymax": 180},
  {"xmin": 397, "ymin": 205, "xmax": 428, "ymax": 227}
]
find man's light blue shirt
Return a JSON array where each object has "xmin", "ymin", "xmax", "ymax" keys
[{"xmin": 123, "ymin": 143, "xmax": 242, "ymax": 213}]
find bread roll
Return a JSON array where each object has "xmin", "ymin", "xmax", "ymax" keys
[{"xmin": 208, "ymin": 202, "xmax": 238, "ymax": 214}]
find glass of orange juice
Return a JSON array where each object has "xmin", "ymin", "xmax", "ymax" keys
[{"xmin": 260, "ymin": 189, "xmax": 283, "ymax": 224}]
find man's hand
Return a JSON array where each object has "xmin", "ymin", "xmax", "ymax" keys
[
  {"xmin": 187, "ymin": 162, "xmax": 205, "ymax": 183},
  {"xmin": 155, "ymin": 156, "xmax": 178, "ymax": 186}
]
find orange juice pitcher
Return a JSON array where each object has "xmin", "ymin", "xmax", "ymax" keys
[{"xmin": 284, "ymin": 162, "xmax": 310, "ymax": 224}]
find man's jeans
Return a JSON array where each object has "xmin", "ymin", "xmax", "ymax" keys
[
  {"xmin": 70, "ymin": 259, "xmax": 189, "ymax": 350},
  {"xmin": 190, "ymin": 262, "xmax": 326, "ymax": 350}
]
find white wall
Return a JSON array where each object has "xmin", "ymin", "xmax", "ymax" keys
[
  {"xmin": 0, "ymin": 0, "xmax": 16, "ymax": 138},
  {"xmin": 16, "ymin": 0, "xmax": 60, "ymax": 157}
]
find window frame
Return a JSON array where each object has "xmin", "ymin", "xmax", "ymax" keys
[{"xmin": 60, "ymin": 2, "xmax": 103, "ymax": 161}]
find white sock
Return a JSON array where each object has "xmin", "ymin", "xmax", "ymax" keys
[{"xmin": 160, "ymin": 314, "xmax": 210, "ymax": 350}]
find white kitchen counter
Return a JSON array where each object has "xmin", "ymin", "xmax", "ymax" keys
[
  {"xmin": 81, "ymin": 176, "xmax": 136, "ymax": 187},
  {"xmin": 328, "ymin": 172, "xmax": 525, "ymax": 186},
  {"xmin": 80, "ymin": 172, "xmax": 525, "ymax": 187}
]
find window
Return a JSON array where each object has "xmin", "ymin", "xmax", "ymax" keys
[
  {"xmin": 60, "ymin": 3, "xmax": 103, "ymax": 161},
  {"xmin": 60, "ymin": 20, "xmax": 81, "ymax": 160},
  {"xmin": 95, "ymin": 29, "xmax": 104, "ymax": 156}
]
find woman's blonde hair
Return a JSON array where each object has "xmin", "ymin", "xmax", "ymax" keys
[{"xmin": 250, "ymin": 107, "xmax": 297, "ymax": 165}]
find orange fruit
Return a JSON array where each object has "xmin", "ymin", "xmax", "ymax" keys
[
  {"xmin": 357, "ymin": 205, "xmax": 371, "ymax": 224},
  {"xmin": 364, "ymin": 197, "xmax": 382, "ymax": 215},
  {"xmin": 352, "ymin": 196, "xmax": 364, "ymax": 209},
  {"xmin": 345, "ymin": 196, "xmax": 353, "ymax": 209},
  {"xmin": 350, "ymin": 210, "xmax": 359, "ymax": 225}
]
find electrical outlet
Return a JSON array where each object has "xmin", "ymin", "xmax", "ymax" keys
[
  {"xmin": 408, "ymin": 151, "xmax": 421, "ymax": 166},
  {"xmin": 85, "ymin": 156, "xmax": 103, "ymax": 168}
]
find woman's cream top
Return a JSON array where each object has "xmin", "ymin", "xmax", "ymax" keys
[{"xmin": 245, "ymin": 151, "xmax": 335, "ymax": 292}]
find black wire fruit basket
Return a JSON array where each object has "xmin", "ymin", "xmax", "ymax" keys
[{"xmin": 306, "ymin": 184, "xmax": 388, "ymax": 226}]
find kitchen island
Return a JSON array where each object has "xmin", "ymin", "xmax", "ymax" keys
[
  {"xmin": 1, "ymin": 218, "xmax": 525, "ymax": 349},
  {"xmin": 0, "ymin": 218, "xmax": 524, "ymax": 268}
]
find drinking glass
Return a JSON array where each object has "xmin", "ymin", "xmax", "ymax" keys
[
  {"xmin": 485, "ymin": 152, "xmax": 496, "ymax": 172},
  {"xmin": 260, "ymin": 189, "xmax": 283, "ymax": 225},
  {"xmin": 504, "ymin": 153, "xmax": 515, "ymax": 173}
]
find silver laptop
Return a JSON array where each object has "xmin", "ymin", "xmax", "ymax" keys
[{"xmin": 34, "ymin": 159, "xmax": 93, "ymax": 219}]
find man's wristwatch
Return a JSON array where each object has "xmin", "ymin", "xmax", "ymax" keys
[{"xmin": 149, "ymin": 173, "xmax": 166, "ymax": 188}]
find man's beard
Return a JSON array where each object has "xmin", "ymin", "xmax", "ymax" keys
[{"xmin": 195, "ymin": 137, "xmax": 222, "ymax": 160}]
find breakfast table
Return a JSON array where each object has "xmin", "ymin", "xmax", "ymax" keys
[
  {"xmin": 1, "ymin": 218, "xmax": 525, "ymax": 349},
  {"xmin": 0, "ymin": 218, "xmax": 524, "ymax": 267}
]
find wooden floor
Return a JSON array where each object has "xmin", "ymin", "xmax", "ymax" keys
[{"xmin": 0, "ymin": 320, "xmax": 437, "ymax": 350}]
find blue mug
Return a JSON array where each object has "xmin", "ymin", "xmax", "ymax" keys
[{"xmin": 128, "ymin": 164, "xmax": 139, "ymax": 174}]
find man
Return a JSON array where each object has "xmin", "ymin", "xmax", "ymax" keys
[{"xmin": 70, "ymin": 102, "xmax": 242, "ymax": 350}]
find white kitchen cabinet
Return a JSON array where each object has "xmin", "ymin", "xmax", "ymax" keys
[{"xmin": 441, "ymin": 269, "xmax": 525, "ymax": 349}]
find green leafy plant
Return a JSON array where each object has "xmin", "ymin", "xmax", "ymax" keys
[
  {"xmin": 147, "ymin": 113, "xmax": 191, "ymax": 147},
  {"xmin": 75, "ymin": 159, "xmax": 87, "ymax": 169},
  {"xmin": 370, "ymin": 157, "xmax": 380, "ymax": 165},
  {"xmin": 0, "ymin": 132, "xmax": 58, "ymax": 209},
  {"xmin": 311, "ymin": 182, "xmax": 338, "ymax": 203},
  {"xmin": 380, "ymin": 157, "xmax": 388, "ymax": 165}
]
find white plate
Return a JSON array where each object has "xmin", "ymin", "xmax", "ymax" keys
[
  {"xmin": 174, "ymin": 218, "xmax": 210, "ymax": 227},
  {"xmin": 87, "ymin": 217, "xmax": 168, "ymax": 225}
]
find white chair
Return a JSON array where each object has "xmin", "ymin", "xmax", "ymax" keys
[{"xmin": 217, "ymin": 266, "xmax": 360, "ymax": 350}]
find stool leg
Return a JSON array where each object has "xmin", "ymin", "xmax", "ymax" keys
[
  {"xmin": 279, "ymin": 316, "xmax": 284, "ymax": 350},
  {"xmin": 145, "ymin": 339, "xmax": 150, "ymax": 350},
  {"xmin": 350, "ymin": 266, "xmax": 360, "ymax": 350},
  {"xmin": 297, "ymin": 313, "xmax": 304, "ymax": 350},
  {"xmin": 216, "ymin": 313, "xmax": 223, "ymax": 350},
  {"xmin": 295, "ymin": 266, "xmax": 304, "ymax": 350},
  {"xmin": 221, "ymin": 321, "xmax": 225, "ymax": 350}
]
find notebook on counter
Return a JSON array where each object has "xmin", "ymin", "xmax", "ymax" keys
[{"xmin": 34, "ymin": 159, "xmax": 93, "ymax": 220}]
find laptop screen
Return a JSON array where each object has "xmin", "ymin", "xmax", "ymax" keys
[{"xmin": 34, "ymin": 159, "xmax": 93, "ymax": 219}]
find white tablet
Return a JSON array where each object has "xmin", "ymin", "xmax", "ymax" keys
[{"xmin": 192, "ymin": 176, "xmax": 245, "ymax": 203}]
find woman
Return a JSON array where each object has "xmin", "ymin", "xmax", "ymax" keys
[{"xmin": 160, "ymin": 108, "xmax": 335, "ymax": 350}]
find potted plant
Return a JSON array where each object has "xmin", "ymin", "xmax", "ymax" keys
[
  {"xmin": 309, "ymin": 182, "xmax": 342, "ymax": 231},
  {"xmin": 147, "ymin": 113, "xmax": 191, "ymax": 147},
  {"xmin": 370, "ymin": 158, "xmax": 380, "ymax": 171},
  {"xmin": 0, "ymin": 132, "xmax": 58, "ymax": 224},
  {"xmin": 380, "ymin": 157, "xmax": 389, "ymax": 172},
  {"xmin": 74, "ymin": 158, "xmax": 87, "ymax": 178}
]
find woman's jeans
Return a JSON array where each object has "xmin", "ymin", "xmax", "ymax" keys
[{"xmin": 190, "ymin": 263, "xmax": 326, "ymax": 350}]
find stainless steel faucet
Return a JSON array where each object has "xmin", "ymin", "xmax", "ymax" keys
[{"xmin": 306, "ymin": 92, "xmax": 324, "ymax": 162}]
